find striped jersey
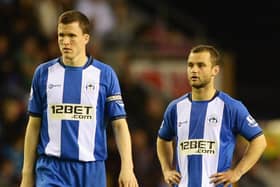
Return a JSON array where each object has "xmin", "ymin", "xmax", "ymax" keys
[
  {"xmin": 158, "ymin": 91, "xmax": 263, "ymax": 187},
  {"xmin": 28, "ymin": 56, "xmax": 126, "ymax": 161}
]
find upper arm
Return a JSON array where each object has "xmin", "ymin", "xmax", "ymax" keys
[
  {"xmin": 250, "ymin": 134, "xmax": 266, "ymax": 147},
  {"xmin": 156, "ymin": 136, "xmax": 174, "ymax": 158},
  {"xmin": 112, "ymin": 118, "xmax": 127, "ymax": 128},
  {"xmin": 157, "ymin": 136, "xmax": 173, "ymax": 145},
  {"xmin": 27, "ymin": 116, "xmax": 41, "ymax": 131}
]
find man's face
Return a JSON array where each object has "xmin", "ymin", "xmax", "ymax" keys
[
  {"xmin": 187, "ymin": 51, "xmax": 219, "ymax": 89},
  {"xmin": 57, "ymin": 22, "xmax": 89, "ymax": 60}
]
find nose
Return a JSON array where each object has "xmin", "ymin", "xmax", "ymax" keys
[
  {"xmin": 61, "ymin": 37, "xmax": 71, "ymax": 46},
  {"xmin": 190, "ymin": 65, "xmax": 199, "ymax": 73}
]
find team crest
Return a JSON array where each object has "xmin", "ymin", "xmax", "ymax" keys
[
  {"xmin": 85, "ymin": 83, "xmax": 95, "ymax": 91},
  {"xmin": 207, "ymin": 114, "xmax": 219, "ymax": 125}
]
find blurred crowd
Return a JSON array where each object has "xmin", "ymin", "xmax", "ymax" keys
[{"xmin": 0, "ymin": 0, "xmax": 279, "ymax": 187}]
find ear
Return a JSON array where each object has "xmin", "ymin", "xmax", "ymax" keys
[
  {"xmin": 84, "ymin": 34, "xmax": 90, "ymax": 44},
  {"xmin": 212, "ymin": 65, "xmax": 220, "ymax": 76}
]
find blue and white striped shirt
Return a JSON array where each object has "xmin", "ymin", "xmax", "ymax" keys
[
  {"xmin": 28, "ymin": 56, "xmax": 126, "ymax": 161},
  {"xmin": 158, "ymin": 91, "xmax": 263, "ymax": 187}
]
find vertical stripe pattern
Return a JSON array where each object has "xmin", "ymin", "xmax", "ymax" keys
[
  {"xmin": 188, "ymin": 102, "xmax": 208, "ymax": 187},
  {"xmin": 45, "ymin": 64, "xmax": 101, "ymax": 161},
  {"xmin": 45, "ymin": 63, "xmax": 65, "ymax": 157},
  {"xmin": 79, "ymin": 66, "xmax": 100, "ymax": 161},
  {"xmin": 158, "ymin": 91, "xmax": 263, "ymax": 187},
  {"xmin": 61, "ymin": 68, "xmax": 82, "ymax": 159},
  {"xmin": 176, "ymin": 99, "xmax": 191, "ymax": 187},
  {"xmin": 29, "ymin": 58, "xmax": 127, "ymax": 161},
  {"xmin": 176, "ymin": 97, "xmax": 224, "ymax": 187},
  {"xmin": 201, "ymin": 97, "xmax": 224, "ymax": 187}
]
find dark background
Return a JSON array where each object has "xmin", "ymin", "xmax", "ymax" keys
[
  {"xmin": 188, "ymin": 4, "xmax": 280, "ymax": 119},
  {"xmin": 133, "ymin": 1, "xmax": 280, "ymax": 119},
  {"xmin": 0, "ymin": 2, "xmax": 278, "ymax": 186}
]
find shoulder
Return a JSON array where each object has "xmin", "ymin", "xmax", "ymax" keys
[
  {"xmin": 217, "ymin": 91, "xmax": 246, "ymax": 110},
  {"xmin": 90, "ymin": 59, "xmax": 120, "ymax": 83},
  {"xmin": 33, "ymin": 58, "xmax": 60, "ymax": 76},
  {"xmin": 91, "ymin": 59, "xmax": 115, "ymax": 72},
  {"xmin": 165, "ymin": 93, "xmax": 190, "ymax": 112},
  {"xmin": 35, "ymin": 58, "xmax": 60, "ymax": 71}
]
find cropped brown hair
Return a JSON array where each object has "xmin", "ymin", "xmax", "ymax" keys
[
  {"xmin": 189, "ymin": 44, "xmax": 221, "ymax": 65},
  {"xmin": 58, "ymin": 10, "xmax": 90, "ymax": 35}
]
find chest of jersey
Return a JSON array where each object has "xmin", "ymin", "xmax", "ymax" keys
[
  {"xmin": 176, "ymin": 98, "xmax": 224, "ymax": 156},
  {"xmin": 45, "ymin": 64, "xmax": 101, "ymax": 121}
]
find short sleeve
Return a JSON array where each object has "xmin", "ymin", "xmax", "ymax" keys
[
  {"xmin": 234, "ymin": 101, "xmax": 263, "ymax": 141},
  {"xmin": 158, "ymin": 103, "xmax": 176, "ymax": 141},
  {"xmin": 106, "ymin": 68, "xmax": 126, "ymax": 120},
  {"xmin": 28, "ymin": 66, "xmax": 43, "ymax": 116}
]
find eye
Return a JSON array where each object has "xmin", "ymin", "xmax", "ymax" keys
[
  {"xmin": 197, "ymin": 63, "xmax": 205, "ymax": 68},
  {"xmin": 187, "ymin": 63, "xmax": 193, "ymax": 68}
]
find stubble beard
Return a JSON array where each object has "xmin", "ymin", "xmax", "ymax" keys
[{"xmin": 191, "ymin": 79, "xmax": 210, "ymax": 89}]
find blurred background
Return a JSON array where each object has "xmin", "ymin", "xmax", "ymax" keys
[{"xmin": 0, "ymin": 0, "xmax": 279, "ymax": 186}]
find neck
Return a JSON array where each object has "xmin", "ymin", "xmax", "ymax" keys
[
  {"xmin": 191, "ymin": 85, "xmax": 217, "ymax": 101},
  {"xmin": 63, "ymin": 54, "xmax": 88, "ymax": 67}
]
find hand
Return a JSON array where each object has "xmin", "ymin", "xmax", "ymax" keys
[
  {"xmin": 210, "ymin": 169, "xmax": 241, "ymax": 187},
  {"xmin": 163, "ymin": 169, "xmax": 181, "ymax": 185},
  {"xmin": 118, "ymin": 169, "xmax": 139, "ymax": 187}
]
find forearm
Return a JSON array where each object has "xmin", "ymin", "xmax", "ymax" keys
[
  {"xmin": 233, "ymin": 134, "xmax": 266, "ymax": 177},
  {"xmin": 112, "ymin": 118, "xmax": 134, "ymax": 170},
  {"xmin": 157, "ymin": 137, "xmax": 174, "ymax": 172},
  {"xmin": 22, "ymin": 117, "xmax": 41, "ymax": 175}
]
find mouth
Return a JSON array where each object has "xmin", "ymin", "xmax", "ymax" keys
[
  {"xmin": 62, "ymin": 48, "xmax": 72, "ymax": 53},
  {"xmin": 191, "ymin": 76, "xmax": 199, "ymax": 81}
]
